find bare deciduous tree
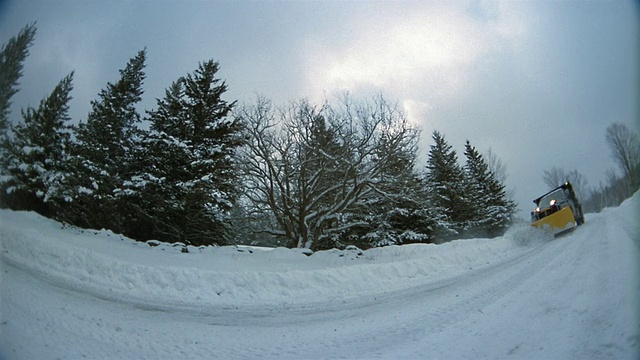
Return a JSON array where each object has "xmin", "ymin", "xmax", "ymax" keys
[
  {"xmin": 484, "ymin": 147, "xmax": 516, "ymax": 200},
  {"xmin": 605, "ymin": 122, "xmax": 640, "ymax": 193},
  {"xmin": 237, "ymin": 95, "xmax": 419, "ymax": 250},
  {"xmin": 542, "ymin": 167, "xmax": 589, "ymax": 200},
  {"xmin": 484, "ymin": 148, "xmax": 507, "ymax": 184}
]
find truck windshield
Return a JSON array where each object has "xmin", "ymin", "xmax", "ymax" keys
[{"xmin": 537, "ymin": 189, "xmax": 568, "ymax": 209}]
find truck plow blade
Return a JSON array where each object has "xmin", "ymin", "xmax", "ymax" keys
[{"xmin": 532, "ymin": 206, "xmax": 577, "ymax": 235}]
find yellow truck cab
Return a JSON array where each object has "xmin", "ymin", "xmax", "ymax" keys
[{"xmin": 531, "ymin": 182, "xmax": 585, "ymax": 235}]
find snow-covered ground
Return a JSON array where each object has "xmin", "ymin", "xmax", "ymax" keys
[{"xmin": 1, "ymin": 193, "xmax": 638, "ymax": 359}]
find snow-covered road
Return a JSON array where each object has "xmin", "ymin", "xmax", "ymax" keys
[{"xmin": 1, "ymin": 194, "xmax": 638, "ymax": 359}]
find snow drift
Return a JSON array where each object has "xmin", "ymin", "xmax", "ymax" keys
[{"xmin": 1, "ymin": 207, "xmax": 553, "ymax": 309}]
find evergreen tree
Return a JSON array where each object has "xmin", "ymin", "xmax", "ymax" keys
[
  {"xmin": 54, "ymin": 50, "xmax": 146, "ymax": 231},
  {"xmin": 135, "ymin": 60, "xmax": 242, "ymax": 246},
  {"xmin": 304, "ymin": 112, "xmax": 348, "ymax": 204},
  {"xmin": 339, "ymin": 99, "xmax": 435, "ymax": 248},
  {"xmin": 0, "ymin": 23, "xmax": 36, "ymax": 135},
  {"xmin": 1, "ymin": 73, "xmax": 74, "ymax": 215},
  {"xmin": 425, "ymin": 131, "xmax": 471, "ymax": 240},
  {"xmin": 463, "ymin": 140, "xmax": 516, "ymax": 237},
  {"xmin": 350, "ymin": 133, "xmax": 436, "ymax": 247},
  {"xmin": 356, "ymin": 174, "xmax": 438, "ymax": 247}
]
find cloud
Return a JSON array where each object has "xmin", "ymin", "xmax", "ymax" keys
[
  {"xmin": 402, "ymin": 99, "xmax": 432, "ymax": 126},
  {"xmin": 302, "ymin": 1, "xmax": 529, "ymax": 105}
]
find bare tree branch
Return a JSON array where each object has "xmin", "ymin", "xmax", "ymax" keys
[{"xmin": 237, "ymin": 95, "xmax": 419, "ymax": 250}]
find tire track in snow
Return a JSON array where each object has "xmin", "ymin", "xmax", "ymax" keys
[
  {"xmin": 341, "ymin": 237, "xmax": 570, "ymax": 358},
  {"xmin": 209, "ymin": 237, "xmax": 565, "ymax": 358}
]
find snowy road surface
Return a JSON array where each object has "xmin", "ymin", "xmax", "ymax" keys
[{"xmin": 1, "ymin": 194, "xmax": 639, "ymax": 359}]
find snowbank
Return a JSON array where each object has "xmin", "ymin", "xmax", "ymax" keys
[
  {"xmin": 0, "ymin": 208, "xmax": 561, "ymax": 309},
  {"xmin": 1, "ymin": 192, "xmax": 638, "ymax": 359}
]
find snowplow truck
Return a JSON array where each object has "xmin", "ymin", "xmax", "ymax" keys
[{"xmin": 531, "ymin": 182, "xmax": 585, "ymax": 235}]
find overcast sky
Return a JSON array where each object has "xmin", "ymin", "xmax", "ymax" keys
[{"xmin": 1, "ymin": 0, "xmax": 638, "ymax": 218}]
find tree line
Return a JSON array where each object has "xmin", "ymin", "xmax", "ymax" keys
[
  {"xmin": 541, "ymin": 122, "xmax": 640, "ymax": 214},
  {"xmin": 0, "ymin": 24, "xmax": 518, "ymax": 250}
]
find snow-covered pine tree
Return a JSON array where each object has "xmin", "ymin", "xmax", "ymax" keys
[
  {"xmin": 1, "ymin": 73, "xmax": 74, "ymax": 216},
  {"xmin": 361, "ymin": 175, "xmax": 438, "ymax": 247},
  {"xmin": 138, "ymin": 60, "xmax": 243, "ymax": 246},
  {"xmin": 53, "ymin": 50, "xmax": 146, "ymax": 232},
  {"xmin": 391, "ymin": 179, "xmax": 440, "ymax": 245},
  {"xmin": 349, "ymin": 131, "xmax": 436, "ymax": 247},
  {"xmin": 425, "ymin": 131, "xmax": 471, "ymax": 241},
  {"xmin": 0, "ymin": 23, "xmax": 38, "ymax": 210},
  {"xmin": 463, "ymin": 140, "xmax": 516, "ymax": 237},
  {"xmin": 328, "ymin": 97, "xmax": 432, "ymax": 249},
  {"xmin": 0, "ymin": 23, "xmax": 36, "ymax": 136}
]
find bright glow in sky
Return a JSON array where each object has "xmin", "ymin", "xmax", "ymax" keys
[
  {"xmin": 0, "ymin": 0, "xmax": 637, "ymax": 217},
  {"xmin": 306, "ymin": 2, "xmax": 494, "ymax": 97}
]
